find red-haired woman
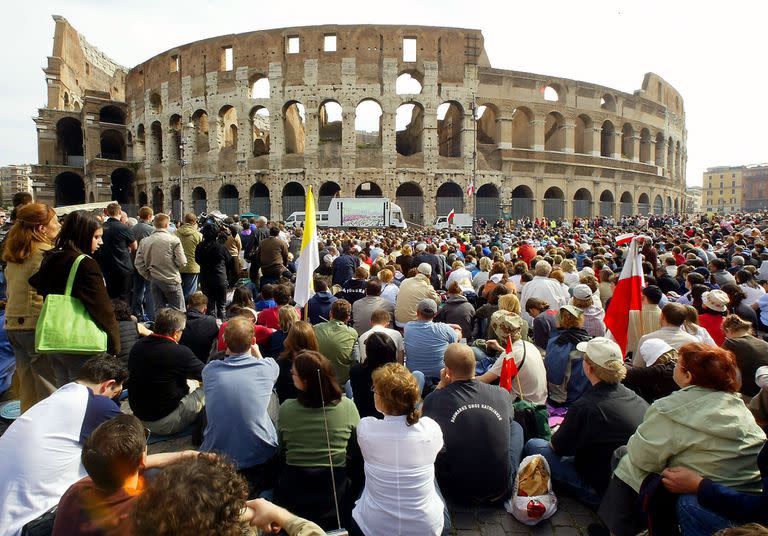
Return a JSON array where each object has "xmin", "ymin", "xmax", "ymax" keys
[
  {"xmin": 598, "ymin": 343, "xmax": 765, "ymax": 535},
  {"xmin": 3, "ymin": 204, "xmax": 60, "ymax": 411}
]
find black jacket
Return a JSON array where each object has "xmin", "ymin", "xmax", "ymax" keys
[
  {"xmin": 195, "ymin": 239, "xmax": 231, "ymax": 286},
  {"xmin": 29, "ymin": 247, "xmax": 121, "ymax": 355},
  {"xmin": 179, "ymin": 309, "xmax": 220, "ymax": 362}
]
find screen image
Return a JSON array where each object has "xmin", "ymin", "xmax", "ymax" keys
[{"xmin": 341, "ymin": 200, "xmax": 384, "ymax": 226}]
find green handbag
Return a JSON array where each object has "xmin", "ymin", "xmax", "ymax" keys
[{"xmin": 35, "ymin": 254, "xmax": 108, "ymax": 355}]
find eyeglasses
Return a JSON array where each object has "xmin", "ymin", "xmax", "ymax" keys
[{"xmin": 144, "ymin": 427, "xmax": 151, "ymax": 445}]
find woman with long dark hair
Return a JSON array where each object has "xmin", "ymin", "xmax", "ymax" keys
[
  {"xmin": 275, "ymin": 320, "xmax": 319, "ymax": 403},
  {"xmin": 349, "ymin": 332, "xmax": 398, "ymax": 418},
  {"xmin": 29, "ymin": 210, "xmax": 120, "ymax": 386},
  {"xmin": 3, "ymin": 203, "xmax": 61, "ymax": 410}
]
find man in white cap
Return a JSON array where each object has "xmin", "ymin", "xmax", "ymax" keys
[
  {"xmin": 394, "ymin": 262, "xmax": 439, "ymax": 328},
  {"xmin": 403, "ymin": 298, "xmax": 461, "ymax": 383},
  {"xmin": 524, "ymin": 337, "xmax": 648, "ymax": 508},
  {"xmin": 623, "ymin": 338, "xmax": 679, "ymax": 403}
]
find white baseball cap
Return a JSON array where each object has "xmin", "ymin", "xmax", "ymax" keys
[
  {"xmin": 576, "ymin": 337, "xmax": 623, "ymax": 368},
  {"xmin": 639, "ymin": 338, "xmax": 673, "ymax": 367}
]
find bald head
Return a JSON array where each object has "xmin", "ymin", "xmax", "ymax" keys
[{"xmin": 444, "ymin": 343, "xmax": 475, "ymax": 380}]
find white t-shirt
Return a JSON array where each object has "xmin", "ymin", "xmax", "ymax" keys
[
  {"xmin": 489, "ymin": 340, "xmax": 548, "ymax": 405},
  {"xmin": 358, "ymin": 324, "xmax": 405, "ymax": 363}
]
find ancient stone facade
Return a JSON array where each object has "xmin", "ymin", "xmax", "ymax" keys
[{"xmin": 33, "ymin": 17, "xmax": 687, "ymax": 224}]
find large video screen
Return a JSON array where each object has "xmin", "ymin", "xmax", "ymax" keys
[{"xmin": 341, "ymin": 200, "xmax": 384, "ymax": 227}]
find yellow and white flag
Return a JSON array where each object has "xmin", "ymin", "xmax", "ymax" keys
[{"xmin": 293, "ymin": 187, "xmax": 320, "ymax": 307}]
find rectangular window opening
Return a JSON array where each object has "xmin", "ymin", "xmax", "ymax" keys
[
  {"xmin": 170, "ymin": 55, "xmax": 180, "ymax": 73},
  {"xmin": 403, "ymin": 37, "xmax": 417, "ymax": 62},
  {"xmin": 324, "ymin": 34, "xmax": 337, "ymax": 52},
  {"xmin": 222, "ymin": 46, "xmax": 233, "ymax": 71},
  {"xmin": 287, "ymin": 36, "xmax": 300, "ymax": 54}
]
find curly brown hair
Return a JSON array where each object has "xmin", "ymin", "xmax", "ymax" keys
[
  {"xmin": 133, "ymin": 455, "xmax": 248, "ymax": 536},
  {"xmin": 372, "ymin": 363, "xmax": 422, "ymax": 425}
]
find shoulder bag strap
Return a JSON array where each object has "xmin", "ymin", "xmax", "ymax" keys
[
  {"xmin": 65, "ymin": 254, "xmax": 87, "ymax": 297},
  {"xmin": 515, "ymin": 341, "xmax": 527, "ymax": 401}
]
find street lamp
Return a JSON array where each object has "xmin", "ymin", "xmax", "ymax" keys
[{"xmin": 178, "ymin": 121, "xmax": 194, "ymax": 216}]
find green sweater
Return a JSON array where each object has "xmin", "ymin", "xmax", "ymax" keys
[
  {"xmin": 314, "ymin": 319, "xmax": 358, "ymax": 384},
  {"xmin": 278, "ymin": 397, "xmax": 360, "ymax": 467}
]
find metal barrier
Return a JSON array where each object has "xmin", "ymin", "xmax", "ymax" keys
[
  {"xmin": 511, "ymin": 198, "xmax": 534, "ymax": 219},
  {"xmin": 573, "ymin": 200, "xmax": 593, "ymax": 219},
  {"xmin": 436, "ymin": 196, "xmax": 464, "ymax": 218},
  {"xmin": 620, "ymin": 202, "xmax": 634, "ymax": 216},
  {"xmin": 475, "ymin": 196, "xmax": 500, "ymax": 222},
  {"xmin": 396, "ymin": 196, "xmax": 425, "ymax": 226},
  {"xmin": 282, "ymin": 196, "xmax": 305, "ymax": 219},
  {"xmin": 219, "ymin": 197, "xmax": 240, "ymax": 216},
  {"xmin": 543, "ymin": 199, "xmax": 565, "ymax": 220},
  {"xmin": 249, "ymin": 197, "xmax": 271, "ymax": 219},
  {"xmin": 599, "ymin": 201, "xmax": 614, "ymax": 217}
]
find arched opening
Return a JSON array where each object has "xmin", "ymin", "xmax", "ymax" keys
[
  {"xmin": 574, "ymin": 114, "xmax": 593, "ymax": 154},
  {"xmin": 395, "ymin": 102, "xmax": 424, "ymax": 157},
  {"xmin": 138, "ymin": 191, "xmax": 148, "ymax": 207},
  {"xmin": 355, "ymin": 99, "xmax": 383, "ymax": 149},
  {"xmin": 218, "ymin": 184, "xmax": 240, "ymax": 215},
  {"xmin": 475, "ymin": 183, "xmax": 500, "ymax": 221},
  {"xmin": 149, "ymin": 121, "xmax": 163, "ymax": 163},
  {"xmin": 653, "ymin": 195, "xmax": 664, "ymax": 215},
  {"xmin": 355, "ymin": 182, "xmax": 383, "ymax": 198},
  {"xmin": 436, "ymin": 182, "xmax": 464, "ymax": 216},
  {"xmin": 250, "ymin": 75, "xmax": 270, "ymax": 99},
  {"xmin": 250, "ymin": 106, "xmax": 270, "ymax": 157},
  {"xmin": 218, "ymin": 105, "xmax": 238, "ymax": 149},
  {"xmin": 667, "ymin": 137, "xmax": 674, "ymax": 176},
  {"xmin": 544, "ymin": 112, "xmax": 566, "ymax": 152},
  {"xmin": 395, "ymin": 182, "xmax": 424, "ymax": 226},
  {"xmin": 437, "ymin": 101, "xmax": 463, "ymax": 157},
  {"xmin": 133, "ymin": 124, "xmax": 146, "ymax": 160},
  {"xmin": 573, "ymin": 188, "xmax": 593, "ymax": 218},
  {"xmin": 600, "ymin": 94, "xmax": 616, "ymax": 112},
  {"xmin": 600, "ymin": 120, "xmax": 615, "ymax": 158},
  {"xmin": 192, "ymin": 187, "xmax": 207, "ymax": 214},
  {"xmin": 99, "ymin": 105, "xmax": 125, "ymax": 125},
  {"xmin": 396, "ymin": 71, "xmax": 423, "ymax": 95},
  {"xmin": 511, "ymin": 185, "xmax": 534, "ymax": 219},
  {"xmin": 639, "ymin": 128, "xmax": 652, "ymax": 164},
  {"xmin": 620, "ymin": 192, "xmax": 633, "ymax": 216},
  {"xmin": 674, "ymin": 198, "xmax": 680, "ymax": 213},
  {"xmin": 318, "ymin": 181, "xmax": 341, "ymax": 211},
  {"xmin": 56, "ymin": 117, "xmax": 83, "ymax": 166},
  {"xmin": 152, "ymin": 187, "xmax": 164, "ymax": 214},
  {"xmin": 149, "ymin": 92, "xmax": 162, "ymax": 114},
  {"xmin": 283, "ymin": 101, "xmax": 306, "ymax": 155},
  {"xmin": 192, "ymin": 110, "xmax": 210, "ymax": 154},
  {"xmin": 638, "ymin": 193, "xmax": 651, "ymax": 215},
  {"xmin": 621, "ymin": 123, "xmax": 635, "ymax": 160},
  {"xmin": 168, "ymin": 114, "xmax": 182, "ymax": 163},
  {"xmin": 63, "ymin": 92, "xmax": 69, "ymax": 109},
  {"xmin": 599, "ymin": 190, "xmax": 614, "ymax": 217},
  {"xmin": 54, "ymin": 172, "xmax": 85, "ymax": 207},
  {"xmin": 655, "ymin": 133, "xmax": 666, "ymax": 167},
  {"xmin": 543, "ymin": 186, "xmax": 565, "ymax": 220},
  {"xmin": 171, "ymin": 186, "xmax": 181, "ymax": 217},
  {"xmin": 476, "ymin": 104, "xmax": 499, "ymax": 145},
  {"xmin": 511, "ymin": 107, "xmax": 533, "ymax": 149},
  {"xmin": 543, "ymin": 84, "xmax": 560, "ymax": 102},
  {"xmin": 666, "ymin": 196, "xmax": 673, "ymax": 214},
  {"xmin": 318, "ymin": 100, "xmax": 342, "ymax": 168},
  {"xmin": 676, "ymin": 141, "xmax": 682, "ymax": 179},
  {"xmin": 100, "ymin": 129, "xmax": 125, "ymax": 160},
  {"xmin": 110, "ymin": 168, "xmax": 136, "ymax": 215},
  {"xmin": 282, "ymin": 182, "xmax": 305, "ymax": 219},
  {"xmin": 249, "ymin": 182, "xmax": 270, "ymax": 218}
]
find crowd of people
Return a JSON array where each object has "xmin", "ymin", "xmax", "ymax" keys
[{"xmin": 1, "ymin": 192, "xmax": 768, "ymax": 535}]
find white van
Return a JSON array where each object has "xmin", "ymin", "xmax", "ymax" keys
[{"xmin": 285, "ymin": 211, "xmax": 329, "ymax": 228}]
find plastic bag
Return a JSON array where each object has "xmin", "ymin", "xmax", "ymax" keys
[{"xmin": 504, "ymin": 454, "xmax": 558, "ymax": 526}]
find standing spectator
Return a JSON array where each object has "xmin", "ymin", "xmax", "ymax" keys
[
  {"xmin": 134, "ymin": 213, "xmax": 187, "ymax": 315},
  {"xmin": 195, "ymin": 221, "xmax": 231, "ymax": 319},
  {"xmin": 245, "ymin": 216, "xmax": 271, "ymax": 285},
  {"xmin": 394, "ymin": 263, "xmax": 439, "ymax": 328},
  {"xmin": 127, "ymin": 308, "xmax": 205, "ymax": 435},
  {"xmin": 179, "ymin": 291, "xmax": 220, "ymax": 362},
  {"xmin": 314, "ymin": 299, "xmax": 358, "ymax": 385},
  {"xmin": 403, "ymin": 299, "xmax": 460, "ymax": 383},
  {"xmin": 201, "ymin": 317, "xmax": 279, "ymax": 497},
  {"xmin": 3, "ymin": 203, "xmax": 60, "ymax": 411},
  {"xmin": 255, "ymin": 226, "xmax": 288, "ymax": 286},
  {"xmin": 306, "ymin": 277, "xmax": 337, "ymax": 324},
  {"xmin": 176, "ymin": 213, "xmax": 203, "ymax": 303},
  {"xmin": 352, "ymin": 280, "xmax": 394, "ymax": 335},
  {"xmin": 224, "ymin": 225, "xmax": 243, "ymax": 286},
  {"xmin": 30, "ymin": 211, "xmax": 121, "ymax": 385},
  {"xmin": 131, "ymin": 205, "xmax": 155, "ymax": 321},
  {"xmin": 96, "ymin": 202, "xmax": 137, "ymax": 302}
]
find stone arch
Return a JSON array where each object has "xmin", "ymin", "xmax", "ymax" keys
[
  {"xmin": 639, "ymin": 128, "xmax": 652, "ymax": 164},
  {"xmin": 249, "ymin": 106, "xmax": 270, "ymax": 157},
  {"xmin": 543, "ymin": 83, "xmax": 562, "ymax": 102},
  {"xmin": 476, "ymin": 103, "xmax": 499, "ymax": 145},
  {"xmin": 191, "ymin": 109, "xmax": 210, "ymax": 154},
  {"xmin": 282, "ymin": 182, "xmax": 305, "ymax": 219},
  {"xmin": 152, "ymin": 186, "xmax": 164, "ymax": 214},
  {"xmin": 395, "ymin": 181, "xmax": 424, "ymax": 226},
  {"xmin": 110, "ymin": 168, "xmax": 136, "ymax": 214},
  {"xmin": 54, "ymin": 171, "xmax": 85, "ymax": 207},
  {"xmin": 573, "ymin": 188, "xmax": 593, "ymax": 218},
  {"xmin": 138, "ymin": 191, "xmax": 149, "ymax": 207},
  {"xmin": 653, "ymin": 194, "xmax": 664, "ymax": 215},
  {"xmin": 355, "ymin": 99, "xmax": 383, "ymax": 150},
  {"xmin": 600, "ymin": 93, "xmax": 616, "ymax": 112},
  {"xmin": 218, "ymin": 105, "xmax": 238, "ymax": 149},
  {"xmin": 396, "ymin": 101, "xmax": 425, "ymax": 158},
  {"xmin": 543, "ymin": 186, "xmax": 565, "ymax": 220},
  {"xmin": 168, "ymin": 114, "xmax": 182, "ymax": 163},
  {"xmin": 319, "ymin": 100, "xmax": 342, "ymax": 168},
  {"xmin": 511, "ymin": 185, "xmax": 534, "ymax": 219},
  {"xmin": 574, "ymin": 114, "xmax": 593, "ymax": 154},
  {"xmin": 133, "ymin": 124, "xmax": 146, "ymax": 160},
  {"xmin": 192, "ymin": 186, "xmax": 208, "ymax": 214},
  {"xmin": 600, "ymin": 120, "xmax": 615, "ymax": 158},
  {"xmin": 621, "ymin": 123, "xmax": 635, "ymax": 160},
  {"xmin": 283, "ymin": 101, "xmax": 306, "ymax": 155},
  {"xmin": 511, "ymin": 107, "xmax": 533, "ymax": 149},
  {"xmin": 620, "ymin": 191, "xmax": 634, "ymax": 216},
  {"xmin": 249, "ymin": 182, "xmax": 270, "ymax": 218},
  {"xmin": 544, "ymin": 111, "xmax": 566, "ymax": 151},
  {"xmin": 56, "ymin": 117, "xmax": 83, "ymax": 166},
  {"xmin": 219, "ymin": 184, "xmax": 240, "ymax": 215},
  {"xmin": 599, "ymin": 190, "xmax": 614, "ymax": 217},
  {"xmin": 655, "ymin": 132, "xmax": 666, "ymax": 167},
  {"xmin": 475, "ymin": 183, "xmax": 500, "ymax": 221},
  {"xmin": 437, "ymin": 101, "xmax": 463, "ymax": 157},
  {"xmin": 100, "ymin": 129, "xmax": 125, "ymax": 160},
  {"xmin": 318, "ymin": 181, "xmax": 341, "ymax": 211},
  {"xmin": 638, "ymin": 192, "xmax": 651, "ymax": 215},
  {"xmin": 355, "ymin": 182, "xmax": 383, "ymax": 198},
  {"xmin": 396, "ymin": 70, "xmax": 423, "ymax": 95},
  {"xmin": 99, "ymin": 105, "xmax": 125, "ymax": 125},
  {"xmin": 249, "ymin": 74, "xmax": 270, "ymax": 99},
  {"xmin": 149, "ymin": 120, "xmax": 163, "ymax": 163},
  {"xmin": 436, "ymin": 182, "xmax": 464, "ymax": 216}
]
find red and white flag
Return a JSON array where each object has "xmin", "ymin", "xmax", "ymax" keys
[
  {"xmin": 447, "ymin": 208, "xmax": 455, "ymax": 223},
  {"xmin": 604, "ymin": 236, "xmax": 645, "ymax": 356},
  {"xmin": 466, "ymin": 178, "xmax": 475, "ymax": 197}
]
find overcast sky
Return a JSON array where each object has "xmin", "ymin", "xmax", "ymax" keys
[{"xmin": 2, "ymin": 0, "xmax": 765, "ymax": 186}]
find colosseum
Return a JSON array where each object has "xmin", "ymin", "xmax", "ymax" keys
[{"xmin": 33, "ymin": 16, "xmax": 687, "ymax": 225}]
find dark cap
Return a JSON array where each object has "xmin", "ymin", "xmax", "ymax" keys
[{"xmin": 417, "ymin": 298, "xmax": 437, "ymax": 316}]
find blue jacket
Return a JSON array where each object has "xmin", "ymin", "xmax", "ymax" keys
[
  {"xmin": 307, "ymin": 291, "xmax": 337, "ymax": 325},
  {"xmin": 545, "ymin": 328, "xmax": 591, "ymax": 407}
]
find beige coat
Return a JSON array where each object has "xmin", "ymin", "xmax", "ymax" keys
[{"xmin": 5, "ymin": 243, "xmax": 51, "ymax": 331}]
